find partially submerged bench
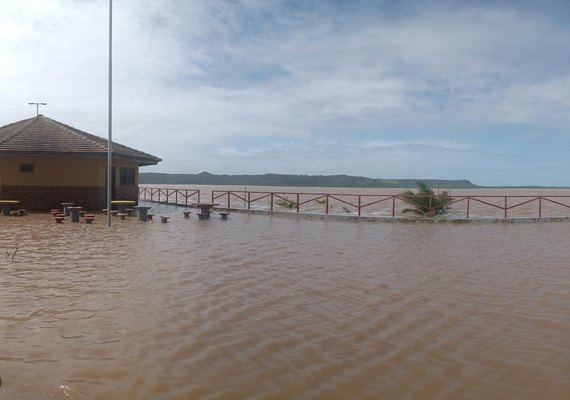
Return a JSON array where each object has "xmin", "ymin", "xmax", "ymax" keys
[
  {"xmin": 220, "ymin": 212, "xmax": 229, "ymax": 220},
  {"xmin": 160, "ymin": 216, "xmax": 170, "ymax": 223}
]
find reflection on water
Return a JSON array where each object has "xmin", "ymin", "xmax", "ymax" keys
[{"xmin": 1, "ymin": 203, "xmax": 569, "ymax": 399}]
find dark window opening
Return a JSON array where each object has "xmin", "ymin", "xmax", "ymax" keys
[
  {"xmin": 120, "ymin": 167, "xmax": 136, "ymax": 187},
  {"xmin": 20, "ymin": 163, "xmax": 35, "ymax": 173}
]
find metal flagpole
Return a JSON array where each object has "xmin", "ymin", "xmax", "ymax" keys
[{"xmin": 107, "ymin": 0, "xmax": 113, "ymax": 227}]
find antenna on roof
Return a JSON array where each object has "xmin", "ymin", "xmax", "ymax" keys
[{"xmin": 28, "ymin": 102, "xmax": 47, "ymax": 116}]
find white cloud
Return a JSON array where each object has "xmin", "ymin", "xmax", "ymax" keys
[
  {"xmin": 361, "ymin": 139, "xmax": 471, "ymax": 151},
  {"xmin": 1, "ymin": 0, "xmax": 569, "ymax": 185}
]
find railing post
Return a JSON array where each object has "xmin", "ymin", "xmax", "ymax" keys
[
  {"xmin": 175, "ymin": 190, "xmax": 178, "ymax": 205},
  {"xmin": 270, "ymin": 193, "xmax": 274, "ymax": 211},
  {"xmin": 296, "ymin": 193, "xmax": 300, "ymax": 213},
  {"xmin": 539, "ymin": 196, "xmax": 542, "ymax": 218},
  {"xmin": 325, "ymin": 195, "xmax": 329, "ymax": 215},
  {"xmin": 392, "ymin": 196, "xmax": 395, "ymax": 217},
  {"xmin": 227, "ymin": 192, "xmax": 231, "ymax": 209},
  {"xmin": 429, "ymin": 195, "xmax": 432, "ymax": 214},
  {"xmin": 358, "ymin": 195, "xmax": 361, "ymax": 216},
  {"xmin": 248, "ymin": 192, "xmax": 251, "ymax": 210},
  {"xmin": 504, "ymin": 196, "xmax": 507, "ymax": 218},
  {"xmin": 467, "ymin": 197, "xmax": 470, "ymax": 219}
]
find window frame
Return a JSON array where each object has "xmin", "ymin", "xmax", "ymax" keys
[{"xmin": 119, "ymin": 167, "xmax": 136, "ymax": 187}]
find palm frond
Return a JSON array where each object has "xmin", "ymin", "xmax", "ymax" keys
[{"xmin": 400, "ymin": 182, "xmax": 452, "ymax": 217}]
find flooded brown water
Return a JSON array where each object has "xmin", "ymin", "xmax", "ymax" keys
[{"xmin": 1, "ymin": 201, "xmax": 569, "ymax": 399}]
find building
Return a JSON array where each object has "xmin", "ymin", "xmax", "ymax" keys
[{"xmin": 0, "ymin": 115, "xmax": 161, "ymax": 211}]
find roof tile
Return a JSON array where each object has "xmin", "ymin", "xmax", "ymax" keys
[{"xmin": 0, "ymin": 115, "xmax": 161, "ymax": 166}]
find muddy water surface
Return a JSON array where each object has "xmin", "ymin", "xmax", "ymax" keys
[{"xmin": 1, "ymin": 203, "xmax": 569, "ymax": 399}]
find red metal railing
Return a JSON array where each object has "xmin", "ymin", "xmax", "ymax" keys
[
  {"xmin": 210, "ymin": 190, "xmax": 407, "ymax": 217},
  {"xmin": 139, "ymin": 187, "xmax": 200, "ymax": 206},
  {"xmin": 449, "ymin": 195, "xmax": 570, "ymax": 219},
  {"xmin": 138, "ymin": 187, "xmax": 570, "ymax": 219}
]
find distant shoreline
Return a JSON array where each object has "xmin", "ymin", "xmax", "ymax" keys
[{"xmin": 139, "ymin": 172, "xmax": 569, "ymax": 189}]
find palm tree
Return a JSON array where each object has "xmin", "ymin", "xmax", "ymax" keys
[{"xmin": 400, "ymin": 182, "xmax": 452, "ymax": 217}]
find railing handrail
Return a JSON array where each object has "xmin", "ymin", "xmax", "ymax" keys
[{"xmin": 139, "ymin": 187, "xmax": 570, "ymax": 219}]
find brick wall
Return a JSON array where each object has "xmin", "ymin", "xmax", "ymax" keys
[{"xmin": 0, "ymin": 185, "xmax": 138, "ymax": 211}]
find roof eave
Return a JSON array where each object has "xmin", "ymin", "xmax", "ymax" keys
[{"xmin": 0, "ymin": 151, "xmax": 162, "ymax": 166}]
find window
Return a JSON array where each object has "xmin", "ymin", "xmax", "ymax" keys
[
  {"xmin": 19, "ymin": 163, "xmax": 35, "ymax": 173},
  {"xmin": 120, "ymin": 167, "xmax": 136, "ymax": 186}
]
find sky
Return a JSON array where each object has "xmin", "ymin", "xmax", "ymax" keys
[{"xmin": 1, "ymin": 0, "xmax": 569, "ymax": 186}]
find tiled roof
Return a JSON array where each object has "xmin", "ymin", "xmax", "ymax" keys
[{"xmin": 0, "ymin": 115, "xmax": 161, "ymax": 166}]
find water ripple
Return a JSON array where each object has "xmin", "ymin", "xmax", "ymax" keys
[{"xmin": 0, "ymin": 212, "xmax": 569, "ymax": 399}]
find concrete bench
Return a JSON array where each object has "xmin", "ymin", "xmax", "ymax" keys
[
  {"xmin": 117, "ymin": 213, "xmax": 128, "ymax": 220},
  {"xmin": 111, "ymin": 210, "xmax": 119, "ymax": 217},
  {"xmin": 84, "ymin": 214, "xmax": 95, "ymax": 224},
  {"xmin": 197, "ymin": 213, "xmax": 207, "ymax": 220},
  {"xmin": 182, "ymin": 211, "xmax": 192, "ymax": 218},
  {"xmin": 54, "ymin": 216, "xmax": 65, "ymax": 223},
  {"xmin": 51, "ymin": 209, "xmax": 61, "ymax": 216},
  {"xmin": 160, "ymin": 216, "xmax": 170, "ymax": 223},
  {"xmin": 220, "ymin": 212, "xmax": 229, "ymax": 220},
  {"xmin": 10, "ymin": 210, "xmax": 22, "ymax": 216},
  {"xmin": 147, "ymin": 213, "xmax": 155, "ymax": 221},
  {"xmin": 18, "ymin": 209, "xmax": 27, "ymax": 216}
]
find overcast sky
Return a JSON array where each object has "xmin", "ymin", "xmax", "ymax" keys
[{"xmin": 1, "ymin": 0, "xmax": 569, "ymax": 186}]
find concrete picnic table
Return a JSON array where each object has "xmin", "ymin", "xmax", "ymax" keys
[
  {"xmin": 111, "ymin": 200, "xmax": 136, "ymax": 213},
  {"xmin": 68, "ymin": 206, "xmax": 83, "ymax": 222},
  {"xmin": 61, "ymin": 202, "xmax": 74, "ymax": 216},
  {"xmin": 0, "ymin": 200, "xmax": 20, "ymax": 216},
  {"xmin": 133, "ymin": 205, "xmax": 152, "ymax": 221},
  {"xmin": 191, "ymin": 202, "xmax": 219, "ymax": 219}
]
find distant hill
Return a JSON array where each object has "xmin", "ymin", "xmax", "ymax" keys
[{"xmin": 139, "ymin": 172, "xmax": 480, "ymax": 189}]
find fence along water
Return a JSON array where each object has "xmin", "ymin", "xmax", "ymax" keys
[{"xmin": 139, "ymin": 186, "xmax": 570, "ymax": 219}]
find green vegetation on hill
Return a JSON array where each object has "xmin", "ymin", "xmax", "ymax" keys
[{"xmin": 140, "ymin": 172, "xmax": 479, "ymax": 189}]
